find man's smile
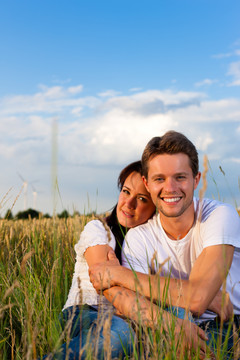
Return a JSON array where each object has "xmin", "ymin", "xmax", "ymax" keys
[{"xmin": 161, "ymin": 197, "xmax": 182, "ymax": 203}]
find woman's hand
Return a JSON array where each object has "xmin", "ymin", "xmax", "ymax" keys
[{"xmin": 89, "ymin": 249, "xmax": 120, "ymax": 291}]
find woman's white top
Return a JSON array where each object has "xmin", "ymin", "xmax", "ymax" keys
[{"xmin": 63, "ymin": 220, "xmax": 116, "ymax": 310}]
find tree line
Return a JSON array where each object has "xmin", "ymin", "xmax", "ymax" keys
[{"xmin": 1, "ymin": 208, "xmax": 88, "ymax": 220}]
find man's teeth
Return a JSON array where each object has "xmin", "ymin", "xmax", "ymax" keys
[{"xmin": 164, "ymin": 197, "xmax": 180, "ymax": 203}]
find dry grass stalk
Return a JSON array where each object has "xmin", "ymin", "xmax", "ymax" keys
[
  {"xmin": 3, "ymin": 280, "xmax": 20, "ymax": 302},
  {"xmin": 0, "ymin": 187, "xmax": 13, "ymax": 210},
  {"xmin": 20, "ymin": 250, "xmax": 35, "ymax": 275},
  {"xmin": 95, "ymin": 215, "xmax": 112, "ymax": 243},
  {"xmin": 103, "ymin": 311, "xmax": 112, "ymax": 360},
  {"xmin": 198, "ymin": 154, "xmax": 208, "ymax": 200}
]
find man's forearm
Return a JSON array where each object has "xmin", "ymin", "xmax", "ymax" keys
[
  {"xmin": 105, "ymin": 266, "xmax": 220, "ymax": 316},
  {"xmin": 106, "ymin": 265, "xmax": 189, "ymax": 310},
  {"xmin": 90, "ymin": 245, "xmax": 233, "ymax": 316}
]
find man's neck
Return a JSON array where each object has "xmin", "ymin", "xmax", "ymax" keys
[{"xmin": 159, "ymin": 203, "xmax": 195, "ymax": 240}]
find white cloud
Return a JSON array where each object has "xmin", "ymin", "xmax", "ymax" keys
[
  {"xmin": 227, "ymin": 61, "xmax": 240, "ymax": 86},
  {"xmin": 0, "ymin": 85, "xmax": 100, "ymax": 115},
  {"xmin": 212, "ymin": 52, "xmax": 233, "ymax": 59},
  {"xmin": 195, "ymin": 134, "xmax": 214, "ymax": 152},
  {"xmin": 67, "ymin": 85, "xmax": 83, "ymax": 94},
  {"xmin": 1, "ymin": 83, "xmax": 240, "ymax": 215},
  {"xmin": 1, "ymin": 86, "xmax": 240, "ymax": 168},
  {"xmin": 129, "ymin": 87, "xmax": 143, "ymax": 92},
  {"xmin": 195, "ymin": 79, "xmax": 218, "ymax": 87},
  {"xmin": 228, "ymin": 157, "xmax": 240, "ymax": 164},
  {"xmin": 98, "ymin": 90, "xmax": 121, "ymax": 97},
  {"xmin": 211, "ymin": 49, "xmax": 240, "ymax": 59}
]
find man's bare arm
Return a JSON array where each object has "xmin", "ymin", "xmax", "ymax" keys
[{"xmin": 89, "ymin": 245, "xmax": 234, "ymax": 317}]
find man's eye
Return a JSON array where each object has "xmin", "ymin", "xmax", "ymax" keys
[{"xmin": 177, "ymin": 176, "xmax": 186, "ymax": 180}]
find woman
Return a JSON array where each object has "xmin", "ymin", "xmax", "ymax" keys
[{"xmin": 41, "ymin": 161, "xmax": 156, "ymax": 359}]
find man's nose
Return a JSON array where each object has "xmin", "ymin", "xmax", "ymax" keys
[{"xmin": 164, "ymin": 178, "xmax": 176, "ymax": 192}]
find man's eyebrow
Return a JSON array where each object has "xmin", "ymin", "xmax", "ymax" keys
[
  {"xmin": 152, "ymin": 172, "xmax": 189, "ymax": 176},
  {"xmin": 151, "ymin": 173, "xmax": 164, "ymax": 178},
  {"xmin": 175, "ymin": 172, "xmax": 189, "ymax": 176}
]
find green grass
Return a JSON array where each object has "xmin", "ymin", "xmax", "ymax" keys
[{"xmin": 0, "ymin": 213, "xmax": 239, "ymax": 359}]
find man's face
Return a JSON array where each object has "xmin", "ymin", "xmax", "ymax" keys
[{"xmin": 143, "ymin": 153, "xmax": 201, "ymax": 219}]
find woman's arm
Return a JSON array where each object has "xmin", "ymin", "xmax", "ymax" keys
[{"xmin": 84, "ymin": 244, "xmax": 113, "ymax": 266}]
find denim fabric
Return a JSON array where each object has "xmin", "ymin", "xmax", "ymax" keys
[
  {"xmin": 41, "ymin": 305, "xmax": 134, "ymax": 360},
  {"xmin": 165, "ymin": 306, "xmax": 194, "ymax": 322},
  {"xmin": 199, "ymin": 315, "xmax": 240, "ymax": 359}
]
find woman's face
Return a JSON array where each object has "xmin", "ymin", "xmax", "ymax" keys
[{"xmin": 116, "ymin": 171, "xmax": 155, "ymax": 228}]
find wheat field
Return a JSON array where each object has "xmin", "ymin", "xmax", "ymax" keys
[{"xmin": 0, "ymin": 209, "xmax": 239, "ymax": 359}]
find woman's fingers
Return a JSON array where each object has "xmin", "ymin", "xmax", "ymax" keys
[{"xmin": 107, "ymin": 249, "xmax": 119, "ymax": 264}]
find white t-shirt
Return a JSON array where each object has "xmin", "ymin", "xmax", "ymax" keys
[
  {"xmin": 63, "ymin": 220, "xmax": 116, "ymax": 310},
  {"xmin": 122, "ymin": 198, "xmax": 240, "ymax": 322}
]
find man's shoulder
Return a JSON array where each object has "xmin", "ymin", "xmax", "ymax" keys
[{"xmin": 195, "ymin": 197, "xmax": 240, "ymax": 225}]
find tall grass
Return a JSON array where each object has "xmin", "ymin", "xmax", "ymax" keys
[
  {"xmin": 0, "ymin": 215, "xmax": 93, "ymax": 359},
  {"xmin": 1, "ymin": 212, "xmax": 239, "ymax": 359}
]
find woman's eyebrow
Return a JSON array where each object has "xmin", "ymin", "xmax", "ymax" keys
[{"xmin": 138, "ymin": 193, "xmax": 151, "ymax": 198}]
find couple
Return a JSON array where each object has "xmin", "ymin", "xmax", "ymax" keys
[{"xmin": 43, "ymin": 131, "xmax": 240, "ymax": 359}]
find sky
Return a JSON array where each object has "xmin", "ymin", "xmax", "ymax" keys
[{"xmin": 0, "ymin": 0, "xmax": 240, "ymax": 216}]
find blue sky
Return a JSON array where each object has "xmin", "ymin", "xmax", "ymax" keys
[{"xmin": 0, "ymin": 0, "xmax": 240, "ymax": 216}]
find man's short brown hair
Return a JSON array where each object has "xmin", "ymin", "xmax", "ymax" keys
[{"xmin": 142, "ymin": 130, "xmax": 199, "ymax": 179}]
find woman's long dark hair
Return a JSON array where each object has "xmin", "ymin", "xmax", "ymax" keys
[{"xmin": 106, "ymin": 161, "xmax": 142, "ymax": 263}]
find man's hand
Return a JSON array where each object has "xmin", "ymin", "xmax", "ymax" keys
[
  {"xmin": 208, "ymin": 290, "xmax": 233, "ymax": 322},
  {"xmin": 174, "ymin": 318, "xmax": 214, "ymax": 359},
  {"xmin": 89, "ymin": 249, "xmax": 120, "ymax": 291}
]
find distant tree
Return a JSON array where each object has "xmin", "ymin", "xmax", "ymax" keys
[
  {"xmin": 58, "ymin": 210, "xmax": 70, "ymax": 219},
  {"xmin": 16, "ymin": 208, "xmax": 40, "ymax": 220},
  {"xmin": 73, "ymin": 210, "xmax": 81, "ymax": 217},
  {"xmin": 4, "ymin": 209, "xmax": 13, "ymax": 220},
  {"xmin": 43, "ymin": 213, "xmax": 51, "ymax": 218}
]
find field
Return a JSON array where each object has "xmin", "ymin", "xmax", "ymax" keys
[{"xmin": 0, "ymin": 210, "xmax": 240, "ymax": 359}]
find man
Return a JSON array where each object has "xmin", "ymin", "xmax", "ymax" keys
[{"xmin": 89, "ymin": 131, "xmax": 240, "ymax": 357}]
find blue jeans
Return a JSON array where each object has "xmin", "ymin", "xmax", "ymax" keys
[
  {"xmin": 41, "ymin": 305, "xmax": 134, "ymax": 359},
  {"xmin": 199, "ymin": 315, "xmax": 240, "ymax": 359},
  {"xmin": 165, "ymin": 306, "xmax": 194, "ymax": 322}
]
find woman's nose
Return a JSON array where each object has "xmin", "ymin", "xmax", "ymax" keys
[{"xmin": 126, "ymin": 197, "xmax": 136, "ymax": 209}]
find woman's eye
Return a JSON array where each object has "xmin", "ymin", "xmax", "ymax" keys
[
  {"xmin": 122, "ymin": 189, "xmax": 130, "ymax": 195},
  {"xmin": 138, "ymin": 196, "xmax": 147, "ymax": 203}
]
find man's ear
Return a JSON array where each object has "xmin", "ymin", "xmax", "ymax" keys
[
  {"xmin": 142, "ymin": 176, "xmax": 150, "ymax": 192},
  {"xmin": 194, "ymin": 171, "xmax": 201, "ymax": 190}
]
